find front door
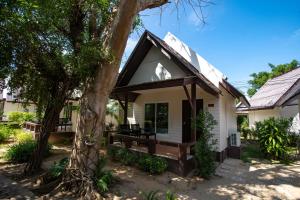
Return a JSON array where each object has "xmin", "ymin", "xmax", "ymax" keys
[{"xmin": 182, "ymin": 99, "xmax": 203, "ymax": 143}]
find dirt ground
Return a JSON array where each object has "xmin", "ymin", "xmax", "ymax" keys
[{"xmin": 0, "ymin": 144, "xmax": 299, "ymax": 200}]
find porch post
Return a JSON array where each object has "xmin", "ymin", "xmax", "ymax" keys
[
  {"xmin": 191, "ymin": 83, "xmax": 196, "ymax": 142},
  {"xmin": 123, "ymin": 93, "xmax": 128, "ymax": 124}
]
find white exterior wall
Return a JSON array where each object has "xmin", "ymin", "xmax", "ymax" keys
[
  {"xmin": 128, "ymin": 46, "xmax": 186, "ymax": 85},
  {"xmin": 218, "ymin": 88, "xmax": 238, "ymax": 151},
  {"xmin": 248, "ymin": 108, "xmax": 280, "ymax": 129},
  {"xmin": 248, "ymin": 106, "xmax": 300, "ymax": 133},
  {"xmin": 3, "ymin": 102, "xmax": 36, "ymax": 115},
  {"xmin": 128, "ymin": 86, "xmax": 220, "ymax": 145}
]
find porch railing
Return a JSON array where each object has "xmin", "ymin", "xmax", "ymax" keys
[{"xmin": 108, "ymin": 132, "xmax": 195, "ymax": 161}]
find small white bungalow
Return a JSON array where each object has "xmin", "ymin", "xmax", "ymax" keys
[
  {"xmin": 110, "ymin": 30, "xmax": 249, "ymax": 175},
  {"xmin": 237, "ymin": 68, "xmax": 300, "ymax": 133}
]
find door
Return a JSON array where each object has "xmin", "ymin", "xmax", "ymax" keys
[{"xmin": 182, "ymin": 99, "xmax": 203, "ymax": 143}]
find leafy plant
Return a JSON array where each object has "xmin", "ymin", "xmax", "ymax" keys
[
  {"xmin": 49, "ymin": 157, "xmax": 69, "ymax": 178},
  {"xmin": 5, "ymin": 140, "xmax": 51, "ymax": 163},
  {"xmin": 0, "ymin": 124, "xmax": 15, "ymax": 143},
  {"xmin": 116, "ymin": 148, "xmax": 137, "ymax": 166},
  {"xmin": 255, "ymin": 117, "xmax": 292, "ymax": 160},
  {"xmin": 141, "ymin": 190, "xmax": 160, "ymax": 200},
  {"xmin": 8, "ymin": 112, "xmax": 35, "ymax": 126},
  {"xmin": 193, "ymin": 111, "xmax": 217, "ymax": 179},
  {"xmin": 165, "ymin": 190, "xmax": 177, "ymax": 200},
  {"xmin": 15, "ymin": 130, "xmax": 33, "ymax": 142},
  {"xmin": 95, "ymin": 157, "xmax": 114, "ymax": 193},
  {"xmin": 96, "ymin": 171, "xmax": 113, "ymax": 193},
  {"xmin": 138, "ymin": 154, "xmax": 168, "ymax": 174}
]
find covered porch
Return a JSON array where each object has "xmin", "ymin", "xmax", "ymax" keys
[{"xmin": 109, "ymin": 76, "xmax": 220, "ymax": 175}]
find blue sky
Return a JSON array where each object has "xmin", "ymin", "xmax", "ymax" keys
[{"xmin": 123, "ymin": 0, "xmax": 300, "ymax": 93}]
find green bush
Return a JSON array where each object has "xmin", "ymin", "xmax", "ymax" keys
[
  {"xmin": 0, "ymin": 124, "xmax": 16, "ymax": 143},
  {"xmin": 141, "ymin": 190, "xmax": 160, "ymax": 200},
  {"xmin": 165, "ymin": 191, "xmax": 177, "ymax": 200},
  {"xmin": 15, "ymin": 130, "xmax": 33, "ymax": 142},
  {"xmin": 5, "ymin": 140, "xmax": 52, "ymax": 163},
  {"xmin": 193, "ymin": 111, "xmax": 217, "ymax": 179},
  {"xmin": 108, "ymin": 147, "xmax": 168, "ymax": 174},
  {"xmin": 138, "ymin": 155, "xmax": 168, "ymax": 174},
  {"xmin": 116, "ymin": 148, "xmax": 137, "ymax": 166},
  {"xmin": 8, "ymin": 112, "xmax": 36, "ymax": 126},
  {"xmin": 49, "ymin": 157, "xmax": 69, "ymax": 178},
  {"xmin": 95, "ymin": 157, "xmax": 114, "ymax": 193},
  {"xmin": 108, "ymin": 147, "xmax": 137, "ymax": 166},
  {"xmin": 255, "ymin": 117, "xmax": 291, "ymax": 160}
]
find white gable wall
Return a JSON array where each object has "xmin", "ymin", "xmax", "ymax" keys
[
  {"xmin": 128, "ymin": 46, "xmax": 186, "ymax": 85},
  {"xmin": 219, "ymin": 88, "xmax": 238, "ymax": 151}
]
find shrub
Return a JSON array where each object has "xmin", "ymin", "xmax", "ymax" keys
[
  {"xmin": 193, "ymin": 111, "xmax": 217, "ymax": 179},
  {"xmin": 8, "ymin": 112, "xmax": 36, "ymax": 126},
  {"xmin": 138, "ymin": 155, "xmax": 168, "ymax": 174},
  {"xmin": 141, "ymin": 190, "xmax": 159, "ymax": 200},
  {"xmin": 165, "ymin": 191, "xmax": 177, "ymax": 200},
  {"xmin": 0, "ymin": 124, "xmax": 15, "ymax": 143},
  {"xmin": 5, "ymin": 140, "xmax": 52, "ymax": 163},
  {"xmin": 49, "ymin": 157, "xmax": 69, "ymax": 178},
  {"xmin": 107, "ymin": 146, "xmax": 118, "ymax": 160},
  {"xmin": 95, "ymin": 157, "xmax": 114, "ymax": 193},
  {"xmin": 109, "ymin": 147, "xmax": 167, "ymax": 174},
  {"xmin": 116, "ymin": 148, "xmax": 137, "ymax": 166},
  {"xmin": 15, "ymin": 130, "xmax": 33, "ymax": 142},
  {"xmin": 255, "ymin": 117, "xmax": 291, "ymax": 160}
]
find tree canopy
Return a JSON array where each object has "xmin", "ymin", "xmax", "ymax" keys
[{"xmin": 247, "ymin": 60, "xmax": 299, "ymax": 97}]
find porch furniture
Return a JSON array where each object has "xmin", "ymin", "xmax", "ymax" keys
[
  {"xmin": 131, "ymin": 124, "xmax": 142, "ymax": 138},
  {"xmin": 140, "ymin": 132, "xmax": 156, "ymax": 141},
  {"xmin": 118, "ymin": 124, "xmax": 131, "ymax": 135}
]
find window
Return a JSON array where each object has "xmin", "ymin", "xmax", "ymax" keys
[{"xmin": 144, "ymin": 103, "xmax": 168, "ymax": 134}]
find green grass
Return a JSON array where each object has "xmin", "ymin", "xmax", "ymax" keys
[{"xmin": 241, "ymin": 143, "xmax": 265, "ymax": 163}]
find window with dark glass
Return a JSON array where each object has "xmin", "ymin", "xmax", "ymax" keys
[
  {"xmin": 144, "ymin": 104, "xmax": 155, "ymax": 133},
  {"xmin": 156, "ymin": 103, "xmax": 168, "ymax": 133},
  {"xmin": 144, "ymin": 103, "xmax": 168, "ymax": 134}
]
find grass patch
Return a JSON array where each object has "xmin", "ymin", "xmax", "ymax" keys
[{"xmin": 241, "ymin": 143, "xmax": 265, "ymax": 163}]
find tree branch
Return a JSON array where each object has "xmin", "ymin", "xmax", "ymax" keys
[{"xmin": 138, "ymin": 0, "xmax": 169, "ymax": 11}]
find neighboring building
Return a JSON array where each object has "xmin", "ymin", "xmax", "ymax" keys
[
  {"xmin": 110, "ymin": 30, "xmax": 249, "ymax": 175},
  {"xmin": 0, "ymin": 89, "xmax": 80, "ymax": 132},
  {"xmin": 237, "ymin": 68, "xmax": 300, "ymax": 133}
]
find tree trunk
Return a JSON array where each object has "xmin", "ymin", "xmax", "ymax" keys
[
  {"xmin": 24, "ymin": 90, "xmax": 68, "ymax": 174},
  {"xmin": 68, "ymin": 0, "xmax": 169, "ymax": 173},
  {"xmin": 65, "ymin": 0, "xmax": 167, "ymax": 198}
]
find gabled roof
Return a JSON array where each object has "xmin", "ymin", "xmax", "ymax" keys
[
  {"xmin": 248, "ymin": 67, "xmax": 300, "ymax": 109},
  {"xmin": 116, "ymin": 30, "xmax": 249, "ymax": 105}
]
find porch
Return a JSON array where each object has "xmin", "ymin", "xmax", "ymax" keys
[{"xmin": 108, "ymin": 132, "xmax": 195, "ymax": 175}]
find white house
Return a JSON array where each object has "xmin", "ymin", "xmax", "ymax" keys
[
  {"xmin": 237, "ymin": 67, "xmax": 300, "ymax": 133},
  {"xmin": 110, "ymin": 31, "xmax": 249, "ymax": 175}
]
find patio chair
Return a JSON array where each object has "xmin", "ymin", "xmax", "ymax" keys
[
  {"xmin": 131, "ymin": 124, "xmax": 141, "ymax": 137},
  {"xmin": 118, "ymin": 124, "xmax": 131, "ymax": 135}
]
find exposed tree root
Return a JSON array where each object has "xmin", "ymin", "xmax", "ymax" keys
[{"xmin": 51, "ymin": 168, "xmax": 102, "ymax": 200}]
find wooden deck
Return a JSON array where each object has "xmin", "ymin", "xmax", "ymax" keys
[{"xmin": 111, "ymin": 142, "xmax": 181, "ymax": 160}]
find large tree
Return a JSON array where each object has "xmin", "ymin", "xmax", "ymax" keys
[
  {"xmin": 0, "ymin": 0, "xmax": 113, "ymax": 174},
  {"xmin": 64, "ymin": 0, "xmax": 211, "ymax": 198},
  {"xmin": 247, "ymin": 60, "xmax": 299, "ymax": 97}
]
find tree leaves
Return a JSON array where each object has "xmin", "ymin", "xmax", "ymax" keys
[{"xmin": 247, "ymin": 60, "xmax": 299, "ymax": 97}]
